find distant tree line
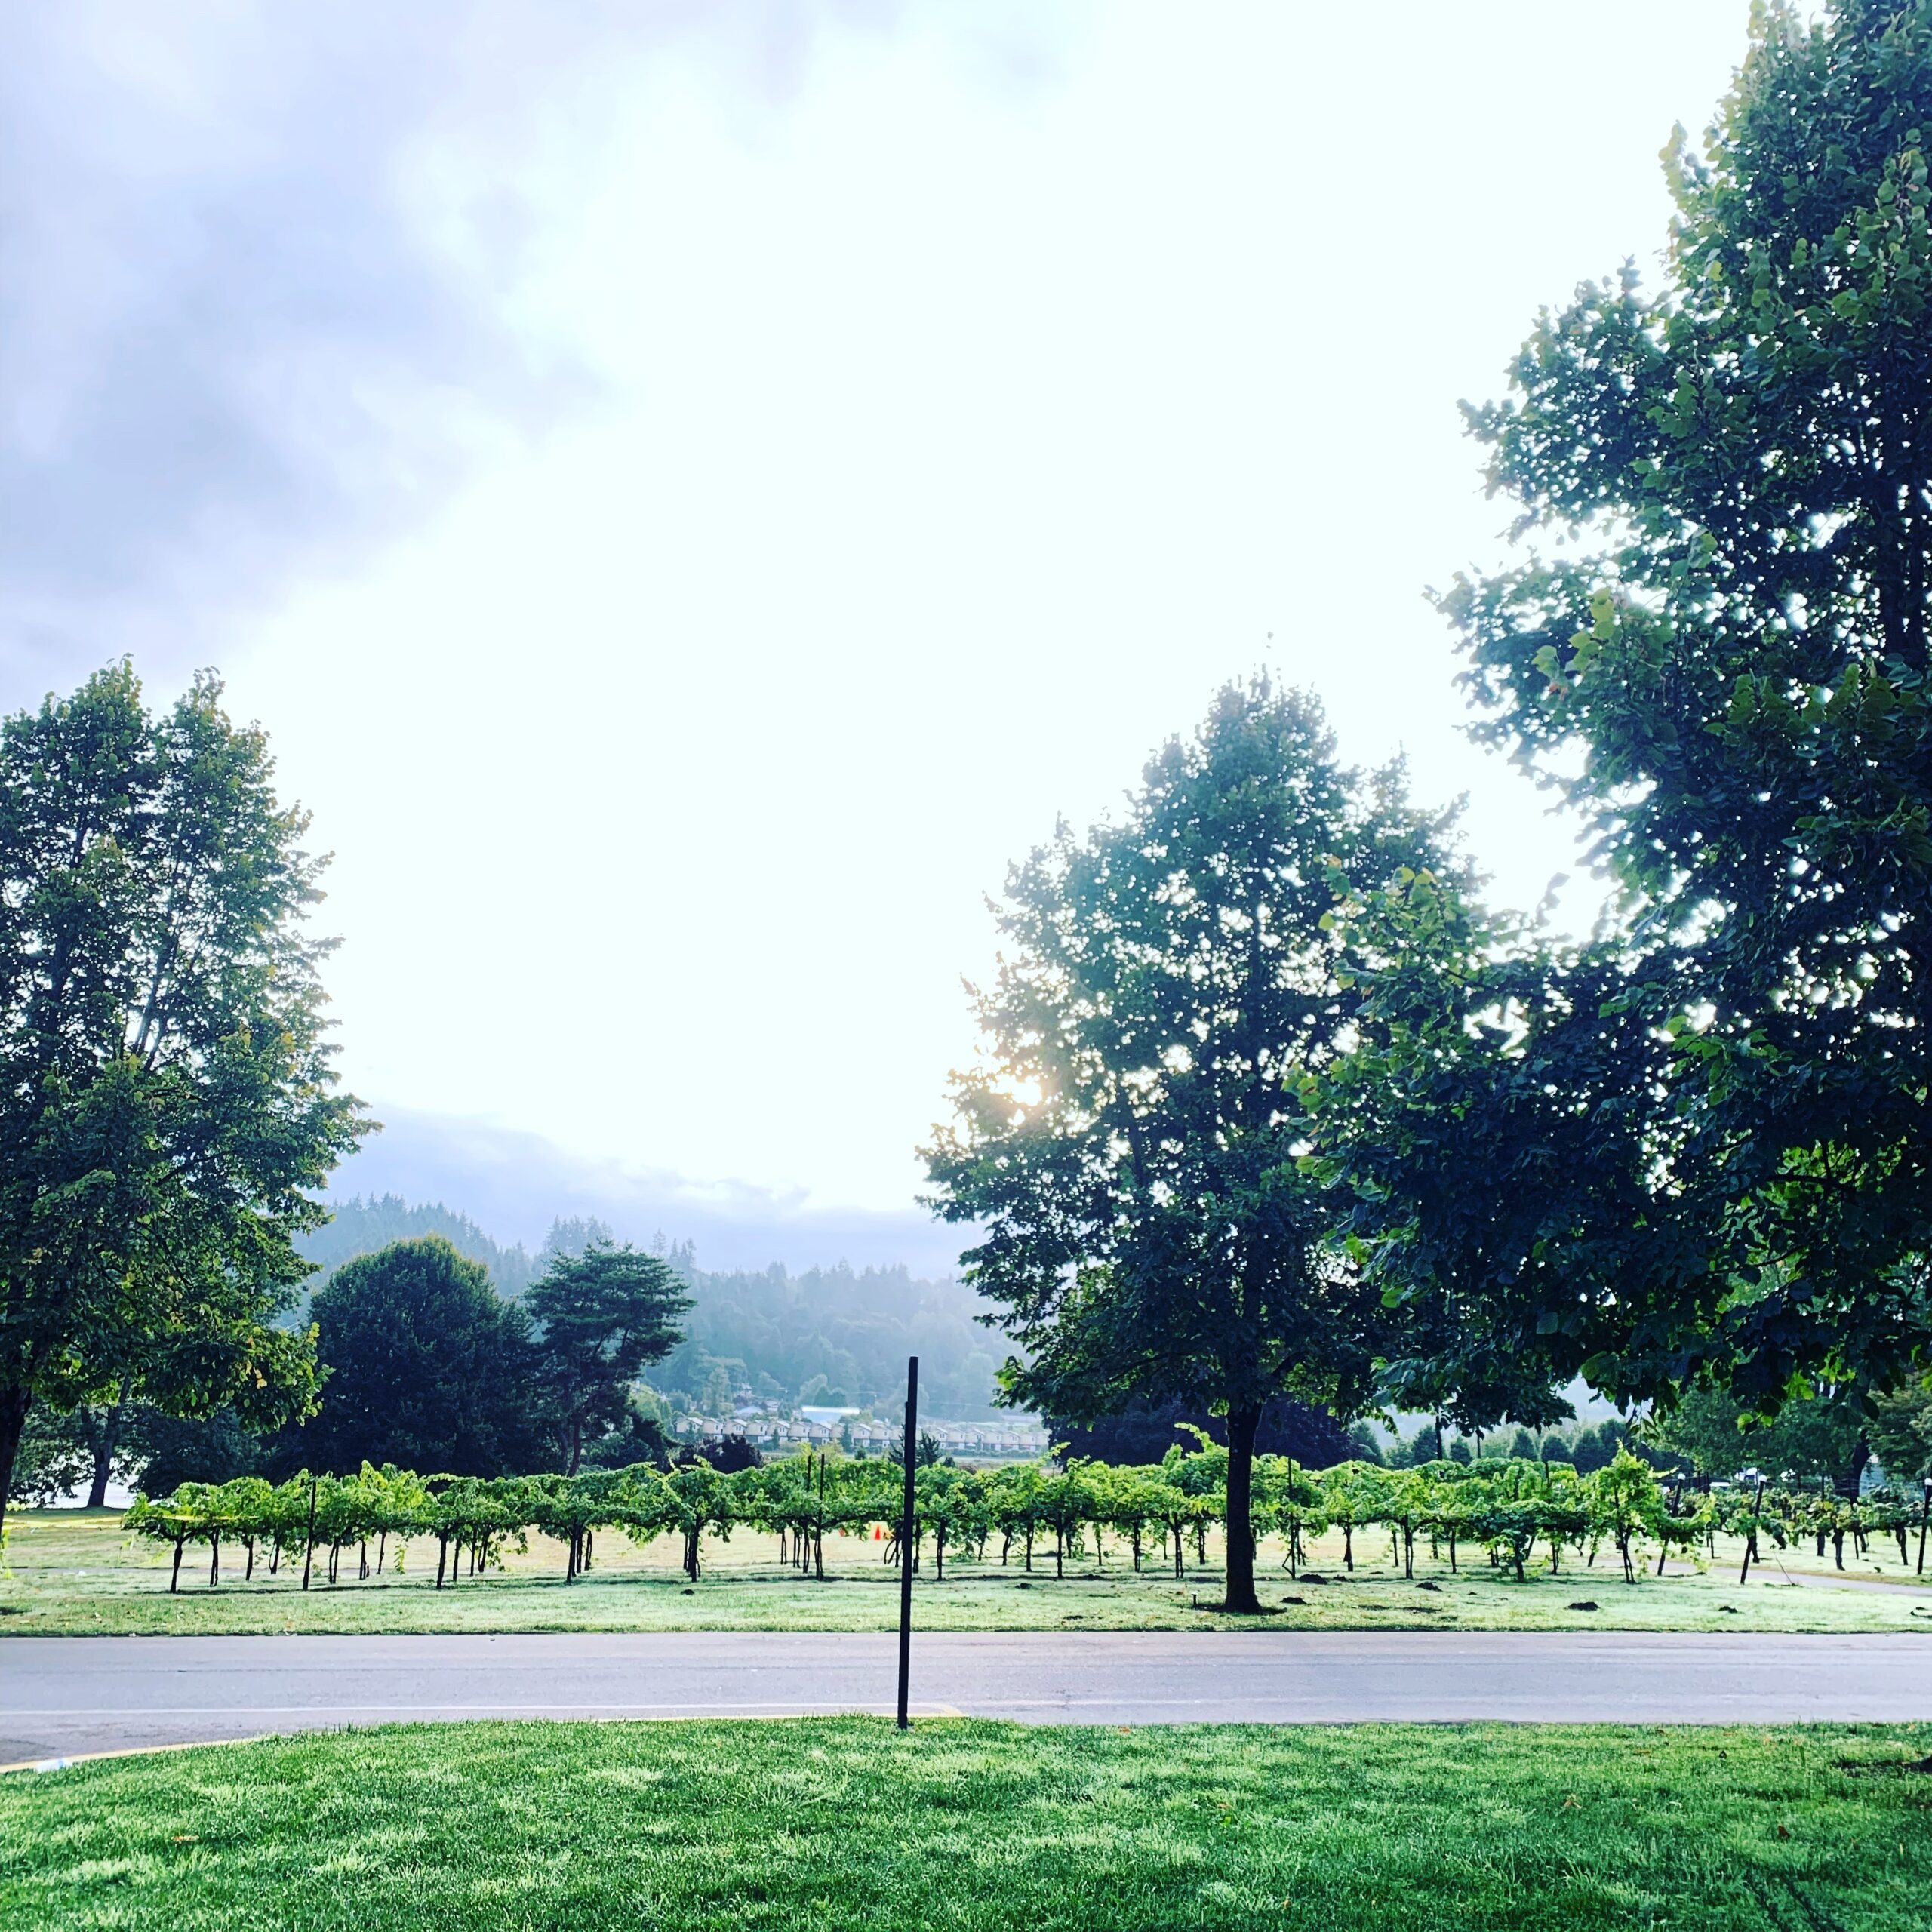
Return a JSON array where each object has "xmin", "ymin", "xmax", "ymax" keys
[{"xmin": 297, "ymin": 1195, "xmax": 543, "ymax": 1300}]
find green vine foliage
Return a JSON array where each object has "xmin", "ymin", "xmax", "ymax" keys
[{"xmin": 121, "ymin": 1444, "xmax": 1924, "ymax": 1595}]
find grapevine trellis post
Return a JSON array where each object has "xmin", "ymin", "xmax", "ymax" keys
[{"xmin": 897, "ymin": 1355, "xmax": 918, "ymax": 1731}]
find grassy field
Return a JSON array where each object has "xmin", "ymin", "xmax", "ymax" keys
[
  {"xmin": 3, "ymin": 1718, "xmax": 1930, "ymax": 1930},
  {"xmin": 5, "ymin": 1508, "xmax": 1930, "ymax": 1636}
]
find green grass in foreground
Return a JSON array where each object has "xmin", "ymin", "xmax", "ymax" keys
[
  {"xmin": 3, "ymin": 1719, "xmax": 1930, "ymax": 1929},
  {"xmin": 5, "ymin": 1509, "xmax": 1932, "ymax": 1636}
]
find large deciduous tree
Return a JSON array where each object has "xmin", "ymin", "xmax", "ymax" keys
[
  {"xmin": 923, "ymin": 680, "xmax": 1463, "ymax": 1613},
  {"xmin": 296, "ymin": 1236, "xmax": 539, "ymax": 1477},
  {"xmin": 527, "ymin": 1240, "xmax": 690, "ymax": 1475},
  {"xmin": 0, "ymin": 664, "xmax": 363, "ymax": 1534},
  {"xmin": 1334, "ymin": 1, "xmax": 1932, "ymax": 1419}
]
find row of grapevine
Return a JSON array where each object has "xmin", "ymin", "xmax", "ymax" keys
[{"xmin": 124, "ymin": 1448, "xmax": 1931, "ymax": 1593}]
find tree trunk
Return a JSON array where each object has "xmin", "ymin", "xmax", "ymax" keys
[
  {"xmin": 1835, "ymin": 1436, "xmax": 1871, "ymax": 1503},
  {"xmin": 83, "ymin": 1383, "xmax": 129, "ymax": 1509},
  {"xmin": 0, "ymin": 1383, "xmax": 31, "ymax": 1543},
  {"xmin": 1222, "ymin": 1402, "xmax": 1263, "ymax": 1614}
]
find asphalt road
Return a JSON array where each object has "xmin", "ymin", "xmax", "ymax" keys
[{"xmin": 5, "ymin": 1630, "xmax": 1931, "ymax": 1766}]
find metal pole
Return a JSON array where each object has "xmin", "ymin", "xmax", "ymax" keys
[
  {"xmin": 897, "ymin": 1355, "xmax": 918, "ymax": 1730},
  {"xmin": 300, "ymin": 1475, "xmax": 318, "ymax": 1592},
  {"xmin": 1918, "ymin": 1477, "xmax": 1930, "ymax": 1577}
]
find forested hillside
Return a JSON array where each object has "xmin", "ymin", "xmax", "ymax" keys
[
  {"xmin": 300, "ymin": 1201, "xmax": 1004, "ymax": 1418},
  {"xmin": 651, "ymin": 1261, "xmax": 1002, "ymax": 1418},
  {"xmin": 299, "ymin": 1196, "xmax": 539, "ymax": 1297}
]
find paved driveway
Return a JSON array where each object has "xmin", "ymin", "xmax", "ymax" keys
[{"xmin": 5, "ymin": 1629, "xmax": 1929, "ymax": 1767}]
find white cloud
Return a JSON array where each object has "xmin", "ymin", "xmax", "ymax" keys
[
  {"xmin": 0, "ymin": 0, "xmax": 995, "ymax": 678},
  {"xmin": 5, "ymin": 2, "xmax": 1752, "ymax": 1252}
]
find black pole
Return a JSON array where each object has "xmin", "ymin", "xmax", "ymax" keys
[
  {"xmin": 897, "ymin": 1355, "xmax": 918, "ymax": 1730},
  {"xmin": 1918, "ymin": 1477, "xmax": 1930, "ymax": 1577},
  {"xmin": 300, "ymin": 1475, "xmax": 318, "ymax": 1592}
]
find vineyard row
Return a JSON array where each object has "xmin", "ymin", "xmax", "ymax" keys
[{"xmin": 122, "ymin": 1447, "xmax": 1932, "ymax": 1594}]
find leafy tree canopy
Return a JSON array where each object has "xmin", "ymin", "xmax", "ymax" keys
[
  {"xmin": 0, "ymin": 663, "xmax": 363, "ymax": 1533},
  {"xmin": 1325, "ymin": 1, "xmax": 1932, "ymax": 1415},
  {"xmin": 294, "ymin": 1236, "xmax": 540, "ymax": 1477},
  {"xmin": 1643, "ymin": 1380, "xmax": 1869, "ymax": 1491},
  {"xmin": 924, "ymin": 678, "xmax": 1471, "ymax": 1611},
  {"xmin": 1867, "ymin": 1378, "xmax": 1932, "ymax": 1482}
]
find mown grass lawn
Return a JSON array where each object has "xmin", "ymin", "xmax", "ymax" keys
[
  {"xmin": 7, "ymin": 1510, "xmax": 1932, "ymax": 1637},
  {"xmin": 2, "ymin": 1718, "xmax": 1929, "ymax": 1930}
]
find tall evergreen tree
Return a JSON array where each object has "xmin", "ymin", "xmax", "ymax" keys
[{"xmin": 527, "ymin": 1240, "xmax": 689, "ymax": 1474}]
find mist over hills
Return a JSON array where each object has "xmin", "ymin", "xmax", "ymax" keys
[
  {"xmin": 328, "ymin": 1103, "xmax": 965, "ymax": 1276},
  {"xmin": 300, "ymin": 1194, "xmax": 1008, "ymax": 1420},
  {"xmin": 299, "ymin": 1195, "xmax": 541, "ymax": 1297}
]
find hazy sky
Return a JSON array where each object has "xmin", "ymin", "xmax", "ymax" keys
[{"xmin": 2, "ymin": 2, "xmax": 1753, "ymax": 1264}]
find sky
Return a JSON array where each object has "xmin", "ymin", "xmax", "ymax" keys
[{"xmin": 2, "ymin": 2, "xmax": 1755, "ymax": 1271}]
